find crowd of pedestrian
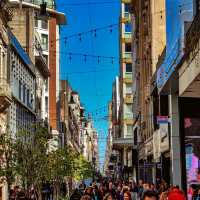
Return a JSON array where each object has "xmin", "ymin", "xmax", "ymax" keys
[{"xmin": 70, "ymin": 179, "xmax": 189, "ymax": 200}]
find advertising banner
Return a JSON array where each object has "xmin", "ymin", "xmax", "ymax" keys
[{"xmin": 184, "ymin": 118, "xmax": 200, "ymax": 200}]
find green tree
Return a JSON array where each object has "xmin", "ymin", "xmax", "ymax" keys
[
  {"xmin": 0, "ymin": 132, "xmax": 17, "ymax": 199},
  {"xmin": 47, "ymin": 147, "xmax": 75, "ymax": 199},
  {"xmin": 14, "ymin": 125, "xmax": 49, "ymax": 198},
  {"xmin": 73, "ymin": 154, "xmax": 93, "ymax": 181}
]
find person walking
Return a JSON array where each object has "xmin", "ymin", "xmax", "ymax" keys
[
  {"xmin": 70, "ymin": 188, "xmax": 82, "ymax": 200},
  {"xmin": 167, "ymin": 188, "xmax": 186, "ymax": 200},
  {"xmin": 123, "ymin": 191, "xmax": 132, "ymax": 200},
  {"xmin": 103, "ymin": 193, "xmax": 114, "ymax": 200},
  {"xmin": 132, "ymin": 182, "xmax": 138, "ymax": 200},
  {"xmin": 142, "ymin": 190, "xmax": 159, "ymax": 200}
]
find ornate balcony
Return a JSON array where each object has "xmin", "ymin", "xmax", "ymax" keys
[
  {"xmin": 121, "ymin": 12, "xmax": 131, "ymax": 23},
  {"xmin": 124, "ymin": 94, "xmax": 133, "ymax": 103},
  {"xmin": 113, "ymin": 136, "xmax": 136, "ymax": 150},
  {"xmin": 122, "ymin": 0, "xmax": 131, "ymax": 3},
  {"xmin": 122, "ymin": 52, "xmax": 132, "ymax": 63},
  {"xmin": 0, "ymin": 79, "xmax": 12, "ymax": 112},
  {"xmin": 122, "ymin": 32, "xmax": 132, "ymax": 43}
]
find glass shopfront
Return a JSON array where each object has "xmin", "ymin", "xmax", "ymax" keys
[{"xmin": 184, "ymin": 118, "xmax": 200, "ymax": 200}]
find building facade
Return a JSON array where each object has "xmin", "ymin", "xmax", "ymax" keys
[
  {"xmin": 131, "ymin": 0, "xmax": 166, "ymax": 183},
  {"xmin": 155, "ymin": 0, "xmax": 199, "ymax": 194},
  {"xmin": 114, "ymin": 0, "xmax": 135, "ymax": 180},
  {"xmin": 0, "ymin": 1, "xmax": 13, "ymax": 199},
  {"xmin": 60, "ymin": 80, "xmax": 99, "ymax": 168},
  {"xmin": 8, "ymin": 0, "xmax": 66, "ymax": 148}
]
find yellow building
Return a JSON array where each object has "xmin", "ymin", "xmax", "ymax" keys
[{"xmin": 112, "ymin": 0, "xmax": 135, "ymax": 180}]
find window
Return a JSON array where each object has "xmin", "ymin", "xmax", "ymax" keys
[
  {"xmin": 124, "ymin": 4, "xmax": 129, "ymax": 12},
  {"xmin": 35, "ymin": 19, "xmax": 38, "ymax": 28},
  {"xmin": 19, "ymin": 80, "xmax": 22, "ymax": 100},
  {"xmin": 45, "ymin": 97, "xmax": 48, "ymax": 113},
  {"xmin": 127, "ymin": 125, "xmax": 133, "ymax": 136},
  {"xmin": 45, "ymin": 80, "xmax": 48, "ymax": 92},
  {"xmin": 125, "ymin": 104, "xmax": 133, "ymax": 114},
  {"xmin": 196, "ymin": 0, "xmax": 200, "ymax": 14},
  {"xmin": 125, "ymin": 43, "xmax": 132, "ymax": 52},
  {"xmin": 125, "ymin": 23, "xmax": 132, "ymax": 32},
  {"xmin": 41, "ymin": 20, "xmax": 48, "ymax": 29},
  {"xmin": 41, "ymin": 34, "xmax": 48, "ymax": 51},
  {"xmin": 126, "ymin": 63, "xmax": 132, "ymax": 73},
  {"xmin": 126, "ymin": 83, "xmax": 132, "ymax": 94},
  {"xmin": 23, "ymin": 84, "xmax": 26, "ymax": 103},
  {"xmin": 43, "ymin": 55, "xmax": 48, "ymax": 65},
  {"xmin": 27, "ymin": 89, "xmax": 30, "ymax": 106}
]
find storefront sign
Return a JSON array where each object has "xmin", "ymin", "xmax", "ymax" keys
[
  {"xmin": 145, "ymin": 140, "xmax": 153, "ymax": 156},
  {"xmin": 157, "ymin": 116, "xmax": 169, "ymax": 124},
  {"xmin": 153, "ymin": 124, "xmax": 169, "ymax": 161},
  {"xmin": 160, "ymin": 123, "xmax": 169, "ymax": 152},
  {"xmin": 153, "ymin": 130, "xmax": 161, "ymax": 161}
]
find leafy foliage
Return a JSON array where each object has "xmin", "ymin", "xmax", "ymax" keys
[
  {"xmin": 73, "ymin": 154, "xmax": 93, "ymax": 181},
  {"xmin": 0, "ymin": 125, "xmax": 93, "ymax": 197},
  {"xmin": 0, "ymin": 132, "xmax": 17, "ymax": 186}
]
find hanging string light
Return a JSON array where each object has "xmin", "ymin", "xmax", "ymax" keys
[
  {"xmin": 79, "ymin": 33, "xmax": 82, "ymax": 42},
  {"xmin": 64, "ymin": 38, "xmax": 67, "ymax": 47},
  {"xmin": 94, "ymin": 29, "xmax": 97, "ymax": 37},
  {"xmin": 84, "ymin": 54, "xmax": 87, "ymax": 63},
  {"xmin": 109, "ymin": 25, "xmax": 113, "ymax": 33},
  {"xmin": 111, "ymin": 57, "xmax": 114, "ymax": 64},
  {"xmin": 69, "ymin": 53, "xmax": 72, "ymax": 62}
]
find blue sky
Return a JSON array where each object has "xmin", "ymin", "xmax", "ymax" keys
[{"xmin": 56, "ymin": 0, "xmax": 120, "ymax": 168}]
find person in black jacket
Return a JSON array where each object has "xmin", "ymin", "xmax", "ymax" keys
[{"xmin": 70, "ymin": 188, "xmax": 82, "ymax": 200}]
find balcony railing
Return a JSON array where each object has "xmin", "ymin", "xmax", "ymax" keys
[
  {"xmin": 125, "ymin": 73, "xmax": 132, "ymax": 79},
  {"xmin": 122, "ymin": 0, "xmax": 131, "ymax": 3},
  {"xmin": 122, "ymin": 32, "xmax": 132, "ymax": 43},
  {"xmin": 124, "ymin": 94, "xmax": 133, "ymax": 103},
  {"xmin": 124, "ymin": 12, "xmax": 131, "ymax": 19},
  {"xmin": 112, "ymin": 136, "xmax": 135, "ymax": 148},
  {"xmin": 122, "ymin": 52, "xmax": 132, "ymax": 63},
  {"xmin": 123, "ymin": 32, "xmax": 131, "ymax": 39},
  {"xmin": 121, "ymin": 12, "xmax": 131, "ymax": 23},
  {"xmin": 124, "ymin": 113, "xmax": 133, "ymax": 120}
]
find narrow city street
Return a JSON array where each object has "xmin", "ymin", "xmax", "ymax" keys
[{"xmin": 0, "ymin": 0, "xmax": 200, "ymax": 200}]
